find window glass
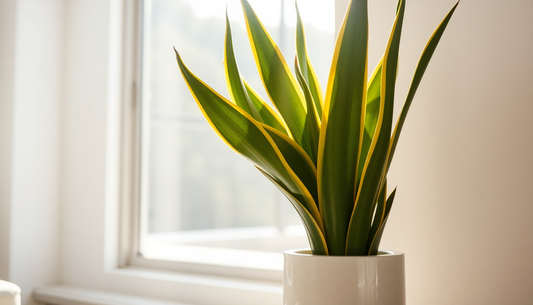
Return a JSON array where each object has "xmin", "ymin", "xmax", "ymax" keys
[{"xmin": 140, "ymin": 0, "xmax": 334, "ymax": 264}]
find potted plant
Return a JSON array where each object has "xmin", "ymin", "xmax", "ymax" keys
[{"xmin": 174, "ymin": 0, "xmax": 459, "ymax": 303}]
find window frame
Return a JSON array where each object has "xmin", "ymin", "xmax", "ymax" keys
[{"xmin": 122, "ymin": 0, "xmax": 337, "ymax": 283}]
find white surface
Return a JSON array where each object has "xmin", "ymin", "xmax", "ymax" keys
[
  {"xmin": 283, "ymin": 250, "xmax": 405, "ymax": 305},
  {"xmin": 0, "ymin": 280, "xmax": 21, "ymax": 305},
  {"xmin": 33, "ymin": 285, "xmax": 192, "ymax": 305},
  {"xmin": 0, "ymin": 0, "xmax": 16, "ymax": 282},
  {"xmin": 0, "ymin": 0, "xmax": 62, "ymax": 304}
]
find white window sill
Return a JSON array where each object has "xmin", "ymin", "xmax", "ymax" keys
[
  {"xmin": 34, "ymin": 267, "xmax": 282, "ymax": 305},
  {"xmin": 33, "ymin": 285, "xmax": 194, "ymax": 305}
]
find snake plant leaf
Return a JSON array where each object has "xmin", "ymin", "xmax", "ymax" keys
[
  {"xmin": 387, "ymin": 0, "xmax": 460, "ymax": 172},
  {"xmin": 242, "ymin": 79, "xmax": 289, "ymax": 136},
  {"xmin": 295, "ymin": 1, "xmax": 323, "ymax": 118},
  {"xmin": 256, "ymin": 166, "xmax": 328, "ymax": 255},
  {"xmin": 317, "ymin": 0, "xmax": 369, "ymax": 255},
  {"xmin": 240, "ymin": 0, "xmax": 307, "ymax": 145},
  {"xmin": 365, "ymin": 180, "xmax": 386, "ymax": 253},
  {"xmin": 175, "ymin": 49, "xmax": 319, "ymax": 223},
  {"xmin": 345, "ymin": 0, "xmax": 405, "ymax": 256},
  {"xmin": 367, "ymin": 187, "xmax": 396, "ymax": 255},
  {"xmin": 357, "ymin": 59, "xmax": 383, "ymax": 180},
  {"xmin": 295, "ymin": 57, "xmax": 320, "ymax": 166},
  {"xmin": 224, "ymin": 13, "xmax": 262, "ymax": 122},
  {"xmin": 260, "ymin": 123, "xmax": 319, "ymax": 207}
]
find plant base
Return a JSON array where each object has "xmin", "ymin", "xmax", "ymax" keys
[{"xmin": 283, "ymin": 249, "xmax": 405, "ymax": 305}]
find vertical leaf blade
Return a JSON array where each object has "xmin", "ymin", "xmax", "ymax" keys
[
  {"xmin": 366, "ymin": 180, "xmax": 387, "ymax": 254},
  {"xmin": 357, "ymin": 59, "xmax": 383, "ymax": 179},
  {"xmin": 295, "ymin": 57, "xmax": 321, "ymax": 165},
  {"xmin": 367, "ymin": 188, "xmax": 396, "ymax": 255},
  {"xmin": 296, "ymin": 1, "xmax": 324, "ymax": 117},
  {"xmin": 345, "ymin": 0, "xmax": 405, "ymax": 256},
  {"xmin": 241, "ymin": 0, "xmax": 307, "ymax": 145},
  {"xmin": 317, "ymin": 0, "xmax": 369, "ymax": 255},
  {"xmin": 224, "ymin": 13, "xmax": 262, "ymax": 121}
]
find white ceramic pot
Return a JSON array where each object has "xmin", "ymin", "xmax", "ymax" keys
[{"xmin": 284, "ymin": 249, "xmax": 405, "ymax": 305}]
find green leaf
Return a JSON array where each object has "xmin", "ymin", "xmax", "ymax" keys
[
  {"xmin": 387, "ymin": 0, "xmax": 460, "ymax": 172},
  {"xmin": 317, "ymin": 0, "xmax": 369, "ymax": 255},
  {"xmin": 294, "ymin": 57, "xmax": 320, "ymax": 166},
  {"xmin": 261, "ymin": 123, "xmax": 319, "ymax": 209},
  {"xmin": 357, "ymin": 59, "xmax": 383, "ymax": 181},
  {"xmin": 366, "ymin": 180, "xmax": 387, "ymax": 253},
  {"xmin": 256, "ymin": 167, "xmax": 328, "ymax": 255},
  {"xmin": 345, "ymin": 0, "xmax": 405, "ymax": 256},
  {"xmin": 243, "ymin": 79, "xmax": 289, "ymax": 136},
  {"xmin": 295, "ymin": 1, "xmax": 323, "ymax": 118},
  {"xmin": 241, "ymin": 0, "xmax": 307, "ymax": 145},
  {"xmin": 224, "ymin": 13, "xmax": 262, "ymax": 121},
  {"xmin": 175, "ymin": 49, "xmax": 319, "ymax": 226},
  {"xmin": 367, "ymin": 187, "xmax": 396, "ymax": 255}
]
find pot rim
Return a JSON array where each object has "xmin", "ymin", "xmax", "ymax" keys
[{"xmin": 284, "ymin": 249, "xmax": 404, "ymax": 257}]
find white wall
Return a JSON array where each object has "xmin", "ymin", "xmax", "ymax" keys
[
  {"xmin": 335, "ymin": 0, "xmax": 533, "ymax": 304},
  {"xmin": 0, "ymin": 0, "xmax": 64, "ymax": 304},
  {"xmin": 0, "ymin": 0, "xmax": 17, "ymax": 282},
  {"xmin": 60, "ymin": 0, "xmax": 116, "ymax": 286}
]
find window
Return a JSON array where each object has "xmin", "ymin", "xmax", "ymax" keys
[{"xmin": 132, "ymin": 0, "xmax": 334, "ymax": 277}]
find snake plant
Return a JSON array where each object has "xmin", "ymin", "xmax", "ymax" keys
[{"xmin": 174, "ymin": 0, "xmax": 459, "ymax": 256}]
